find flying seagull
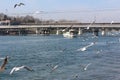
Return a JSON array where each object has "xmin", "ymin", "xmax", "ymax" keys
[
  {"xmin": 14, "ymin": 3, "xmax": 25, "ymax": 8},
  {"xmin": 110, "ymin": 21, "xmax": 114, "ymax": 24},
  {"xmin": 87, "ymin": 20, "xmax": 96, "ymax": 30},
  {"xmin": 52, "ymin": 65, "xmax": 58, "ymax": 71},
  {"xmin": 50, "ymin": 65, "xmax": 59, "ymax": 73},
  {"xmin": 77, "ymin": 42, "xmax": 95, "ymax": 51},
  {"xmin": 10, "ymin": 65, "xmax": 33, "ymax": 75},
  {"xmin": 0, "ymin": 56, "xmax": 8, "ymax": 72},
  {"xmin": 84, "ymin": 63, "xmax": 92, "ymax": 71}
]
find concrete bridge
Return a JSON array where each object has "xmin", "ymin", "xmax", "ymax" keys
[
  {"xmin": 0, "ymin": 23, "xmax": 120, "ymax": 35},
  {"xmin": 0, "ymin": 23, "xmax": 120, "ymax": 28}
]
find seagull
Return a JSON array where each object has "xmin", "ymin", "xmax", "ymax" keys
[
  {"xmin": 77, "ymin": 42, "xmax": 95, "ymax": 51},
  {"xmin": 0, "ymin": 56, "xmax": 8, "ymax": 72},
  {"xmin": 84, "ymin": 63, "xmax": 91, "ymax": 71},
  {"xmin": 50, "ymin": 65, "xmax": 59, "ymax": 73},
  {"xmin": 0, "ymin": 57, "xmax": 5, "ymax": 60},
  {"xmin": 10, "ymin": 65, "xmax": 33, "ymax": 75},
  {"xmin": 86, "ymin": 20, "xmax": 96, "ymax": 30},
  {"xmin": 14, "ymin": 3, "xmax": 25, "ymax": 8},
  {"xmin": 110, "ymin": 21, "xmax": 114, "ymax": 24}
]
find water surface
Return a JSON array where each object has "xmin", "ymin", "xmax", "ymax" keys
[{"xmin": 0, "ymin": 34, "xmax": 120, "ymax": 80}]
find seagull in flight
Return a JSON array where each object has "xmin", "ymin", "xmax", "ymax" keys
[
  {"xmin": 84, "ymin": 63, "xmax": 92, "ymax": 71},
  {"xmin": 0, "ymin": 56, "xmax": 8, "ymax": 72},
  {"xmin": 50, "ymin": 65, "xmax": 59, "ymax": 73},
  {"xmin": 14, "ymin": 3, "xmax": 25, "ymax": 8},
  {"xmin": 86, "ymin": 19, "xmax": 96, "ymax": 30},
  {"xmin": 52, "ymin": 65, "xmax": 58, "ymax": 71},
  {"xmin": 77, "ymin": 42, "xmax": 95, "ymax": 51},
  {"xmin": 10, "ymin": 65, "xmax": 33, "ymax": 75}
]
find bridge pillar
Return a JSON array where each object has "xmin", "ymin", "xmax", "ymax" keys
[
  {"xmin": 78, "ymin": 28, "xmax": 83, "ymax": 35},
  {"xmin": 56, "ymin": 28, "xmax": 59, "ymax": 35},
  {"xmin": 92, "ymin": 28, "xmax": 99, "ymax": 36},
  {"xmin": 56, "ymin": 28, "xmax": 62, "ymax": 35},
  {"xmin": 56, "ymin": 30, "xmax": 60, "ymax": 35},
  {"xmin": 35, "ymin": 28, "xmax": 39, "ymax": 34},
  {"xmin": 101, "ymin": 29, "xmax": 106, "ymax": 36},
  {"xmin": 18, "ymin": 30, "xmax": 21, "ymax": 35}
]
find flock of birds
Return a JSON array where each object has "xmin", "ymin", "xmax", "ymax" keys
[
  {"xmin": 0, "ymin": 56, "xmax": 65, "ymax": 75},
  {"xmin": 0, "ymin": 54, "xmax": 92, "ymax": 76},
  {"xmin": 0, "ymin": 32, "xmax": 98, "ymax": 77}
]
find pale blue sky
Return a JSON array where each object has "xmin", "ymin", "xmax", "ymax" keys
[{"xmin": 1, "ymin": 0, "xmax": 120, "ymax": 22}]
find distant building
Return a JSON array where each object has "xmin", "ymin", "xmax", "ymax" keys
[{"xmin": 0, "ymin": 20, "xmax": 10, "ymax": 25}]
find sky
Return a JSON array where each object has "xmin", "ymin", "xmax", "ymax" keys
[{"xmin": 1, "ymin": 0, "xmax": 120, "ymax": 22}]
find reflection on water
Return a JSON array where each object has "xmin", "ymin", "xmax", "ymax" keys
[{"xmin": 0, "ymin": 34, "xmax": 120, "ymax": 80}]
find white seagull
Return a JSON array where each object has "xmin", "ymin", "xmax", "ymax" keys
[
  {"xmin": 77, "ymin": 42, "xmax": 95, "ymax": 51},
  {"xmin": 84, "ymin": 63, "xmax": 92, "ymax": 71},
  {"xmin": 10, "ymin": 65, "xmax": 33, "ymax": 75},
  {"xmin": 86, "ymin": 20, "xmax": 96, "ymax": 30},
  {"xmin": 110, "ymin": 21, "xmax": 114, "ymax": 24},
  {"xmin": 50, "ymin": 65, "xmax": 59, "ymax": 73},
  {"xmin": 0, "ymin": 56, "xmax": 8, "ymax": 72},
  {"xmin": 0, "ymin": 57, "xmax": 5, "ymax": 60}
]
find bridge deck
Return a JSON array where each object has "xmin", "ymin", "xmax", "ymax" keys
[{"xmin": 0, "ymin": 23, "xmax": 120, "ymax": 29}]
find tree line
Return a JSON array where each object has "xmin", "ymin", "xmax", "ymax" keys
[{"xmin": 0, "ymin": 13, "xmax": 78, "ymax": 25}]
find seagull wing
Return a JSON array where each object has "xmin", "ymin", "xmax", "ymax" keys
[
  {"xmin": 10, "ymin": 67, "xmax": 16, "ymax": 75},
  {"xmin": 85, "ymin": 42, "xmax": 94, "ymax": 48},
  {"xmin": 87, "ymin": 20, "xmax": 95, "ymax": 29},
  {"xmin": 84, "ymin": 63, "xmax": 91, "ymax": 70},
  {"xmin": 50, "ymin": 65, "xmax": 58, "ymax": 72},
  {"xmin": 1, "ymin": 56, "xmax": 8, "ymax": 69},
  {"xmin": 19, "ymin": 3, "xmax": 25, "ymax": 6},
  {"xmin": 24, "ymin": 66, "xmax": 33, "ymax": 71},
  {"xmin": 81, "ymin": 47, "xmax": 86, "ymax": 51},
  {"xmin": 14, "ymin": 4, "xmax": 18, "ymax": 8}
]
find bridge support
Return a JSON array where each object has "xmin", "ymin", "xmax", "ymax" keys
[
  {"xmin": 93, "ymin": 28, "xmax": 99, "ymax": 36},
  {"xmin": 35, "ymin": 28, "xmax": 39, "ymax": 34},
  {"xmin": 101, "ymin": 28, "xmax": 106, "ymax": 36},
  {"xmin": 56, "ymin": 28, "xmax": 59, "ymax": 35},
  {"xmin": 56, "ymin": 30, "xmax": 61, "ymax": 35},
  {"xmin": 78, "ymin": 28, "xmax": 83, "ymax": 35},
  {"xmin": 18, "ymin": 30, "xmax": 21, "ymax": 35}
]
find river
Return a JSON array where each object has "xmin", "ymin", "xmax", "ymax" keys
[{"xmin": 0, "ymin": 33, "xmax": 120, "ymax": 80}]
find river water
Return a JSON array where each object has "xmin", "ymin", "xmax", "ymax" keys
[{"xmin": 0, "ymin": 33, "xmax": 120, "ymax": 80}]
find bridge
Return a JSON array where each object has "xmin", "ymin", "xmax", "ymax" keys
[
  {"xmin": 0, "ymin": 23, "xmax": 120, "ymax": 28},
  {"xmin": 0, "ymin": 23, "xmax": 120, "ymax": 36}
]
